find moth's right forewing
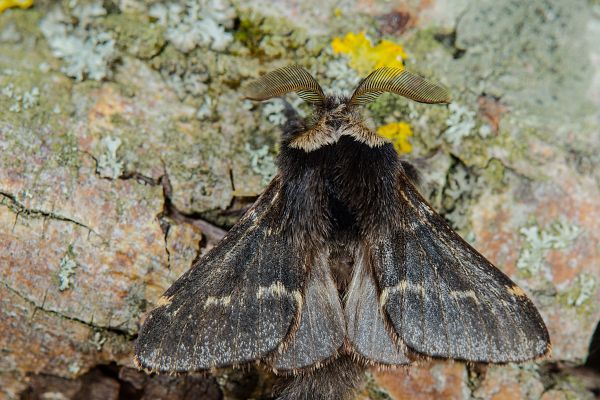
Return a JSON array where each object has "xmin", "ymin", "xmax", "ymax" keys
[
  {"xmin": 374, "ymin": 173, "xmax": 550, "ymax": 363},
  {"xmin": 135, "ymin": 177, "xmax": 305, "ymax": 372}
]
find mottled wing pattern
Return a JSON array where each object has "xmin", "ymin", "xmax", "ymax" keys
[
  {"xmin": 345, "ymin": 248, "xmax": 411, "ymax": 365},
  {"xmin": 374, "ymin": 173, "xmax": 550, "ymax": 362},
  {"xmin": 271, "ymin": 253, "xmax": 345, "ymax": 371},
  {"xmin": 135, "ymin": 176, "xmax": 306, "ymax": 372}
]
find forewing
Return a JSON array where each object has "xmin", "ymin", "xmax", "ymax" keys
[
  {"xmin": 375, "ymin": 173, "xmax": 550, "ymax": 363},
  {"xmin": 345, "ymin": 247, "xmax": 411, "ymax": 366},
  {"xmin": 135, "ymin": 177, "xmax": 305, "ymax": 372},
  {"xmin": 271, "ymin": 253, "xmax": 345, "ymax": 371}
]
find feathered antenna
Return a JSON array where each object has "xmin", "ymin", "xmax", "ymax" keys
[
  {"xmin": 349, "ymin": 67, "xmax": 450, "ymax": 105},
  {"xmin": 243, "ymin": 65, "xmax": 326, "ymax": 105}
]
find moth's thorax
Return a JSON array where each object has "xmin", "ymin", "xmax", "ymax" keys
[
  {"xmin": 286, "ymin": 96, "xmax": 386, "ymax": 152},
  {"xmin": 277, "ymin": 133, "xmax": 402, "ymax": 251}
]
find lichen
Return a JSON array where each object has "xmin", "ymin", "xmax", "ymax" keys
[
  {"xmin": 331, "ymin": 32, "xmax": 407, "ymax": 76},
  {"xmin": 441, "ymin": 162, "xmax": 480, "ymax": 230},
  {"xmin": 58, "ymin": 246, "xmax": 78, "ymax": 291},
  {"xmin": 262, "ymin": 99, "xmax": 287, "ymax": 126},
  {"xmin": 443, "ymin": 103, "xmax": 476, "ymax": 146},
  {"xmin": 96, "ymin": 136, "xmax": 124, "ymax": 179},
  {"xmin": 149, "ymin": 0, "xmax": 235, "ymax": 53},
  {"xmin": 89, "ymin": 330, "xmax": 107, "ymax": 351},
  {"xmin": 376, "ymin": 122, "xmax": 413, "ymax": 154},
  {"xmin": 564, "ymin": 274, "xmax": 596, "ymax": 307},
  {"xmin": 323, "ymin": 57, "xmax": 361, "ymax": 96},
  {"xmin": 39, "ymin": 3, "xmax": 118, "ymax": 81},
  {"xmin": 363, "ymin": 373, "xmax": 393, "ymax": 400},
  {"xmin": 1, "ymin": 83, "xmax": 38, "ymax": 112},
  {"xmin": 234, "ymin": 11, "xmax": 321, "ymax": 60},
  {"xmin": 98, "ymin": 13, "xmax": 166, "ymax": 60},
  {"xmin": 196, "ymin": 94, "xmax": 213, "ymax": 120},
  {"xmin": 517, "ymin": 219, "xmax": 582, "ymax": 278},
  {"xmin": 0, "ymin": 0, "xmax": 32, "ymax": 14},
  {"xmin": 245, "ymin": 143, "xmax": 277, "ymax": 187}
]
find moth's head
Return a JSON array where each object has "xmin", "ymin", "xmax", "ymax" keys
[{"xmin": 243, "ymin": 65, "xmax": 450, "ymax": 152}]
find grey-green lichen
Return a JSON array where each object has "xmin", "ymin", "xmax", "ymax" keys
[
  {"xmin": 58, "ymin": 246, "xmax": 78, "ymax": 291},
  {"xmin": 261, "ymin": 99, "xmax": 287, "ymax": 126},
  {"xmin": 245, "ymin": 143, "xmax": 277, "ymax": 186},
  {"xmin": 443, "ymin": 103, "xmax": 476, "ymax": 146},
  {"xmin": 39, "ymin": 2, "xmax": 118, "ymax": 81},
  {"xmin": 441, "ymin": 161, "xmax": 482, "ymax": 232},
  {"xmin": 89, "ymin": 330, "xmax": 107, "ymax": 351},
  {"xmin": 564, "ymin": 273, "xmax": 596, "ymax": 307},
  {"xmin": 1, "ymin": 83, "xmax": 39, "ymax": 112},
  {"xmin": 323, "ymin": 57, "xmax": 361, "ymax": 96},
  {"xmin": 96, "ymin": 136, "xmax": 124, "ymax": 179},
  {"xmin": 98, "ymin": 13, "xmax": 166, "ymax": 60},
  {"xmin": 149, "ymin": 0, "xmax": 235, "ymax": 53},
  {"xmin": 517, "ymin": 219, "xmax": 582, "ymax": 278}
]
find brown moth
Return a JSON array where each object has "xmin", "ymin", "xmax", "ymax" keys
[{"xmin": 135, "ymin": 66, "xmax": 550, "ymax": 400}]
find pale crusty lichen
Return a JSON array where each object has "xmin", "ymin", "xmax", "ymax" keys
[
  {"xmin": 517, "ymin": 219, "xmax": 582, "ymax": 278},
  {"xmin": 1, "ymin": 83, "xmax": 38, "ymax": 112},
  {"xmin": 58, "ymin": 246, "xmax": 78, "ymax": 291},
  {"xmin": 96, "ymin": 136, "xmax": 124, "ymax": 179},
  {"xmin": 564, "ymin": 273, "xmax": 596, "ymax": 308},
  {"xmin": 149, "ymin": 0, "xmax": 235, "ymax": 53},
  {"xmin": 261, "ymin": 99, "xmax": 287, "ymax": 126},
  {"xmin": 245, "ymin": 143, "xmax": 277, "ymax": 187},
  {"xmin": 39, "ymin": 2, "xmax": 118, "ymax": 81},
  {"xmin": 98, "ymin": 13, "xmax": 166, "ymax": 60},
  {"xmin": 323, "ymin": 57, "xmax": 361, "ymax": 96},
  {"xmin": 441, "ymin": 162, "xmax": 481, "ymax": 231},
  {"xmin": 443, "ymin": 103, "xmax": 476, "ymax": 146},
  {"xmin": 89, "ymin": 330, "xmax": 107, "ymax": 351}
]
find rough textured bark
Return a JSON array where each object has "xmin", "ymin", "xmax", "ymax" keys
[{"xmin": 1, "ymin": 0, "xmax": 599, "ymax": 399}]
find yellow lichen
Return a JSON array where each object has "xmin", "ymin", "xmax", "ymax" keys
[
  {"xmin": 377, "ymin": 122, "xmax": 414, "ymax": 154},
  {"xmin": 0, "ymin": 0, "xmax": 33, "ymax": 13},
  {"xmin": 331, "ymin": 32, "xmax": 407, "ymax": 75}
]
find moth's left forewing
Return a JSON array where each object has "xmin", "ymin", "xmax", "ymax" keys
[
  {"xmin": 135, "ymin": 177, "xmax": 307, "ymax": 372},
  {"xmin": 373, "ymin": 173, "xmax": 550, "ymax": 363}
]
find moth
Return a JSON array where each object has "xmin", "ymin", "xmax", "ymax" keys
[{"xmin": 135, "ymin": 66, "xmax": 551, "ymax": 399}]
